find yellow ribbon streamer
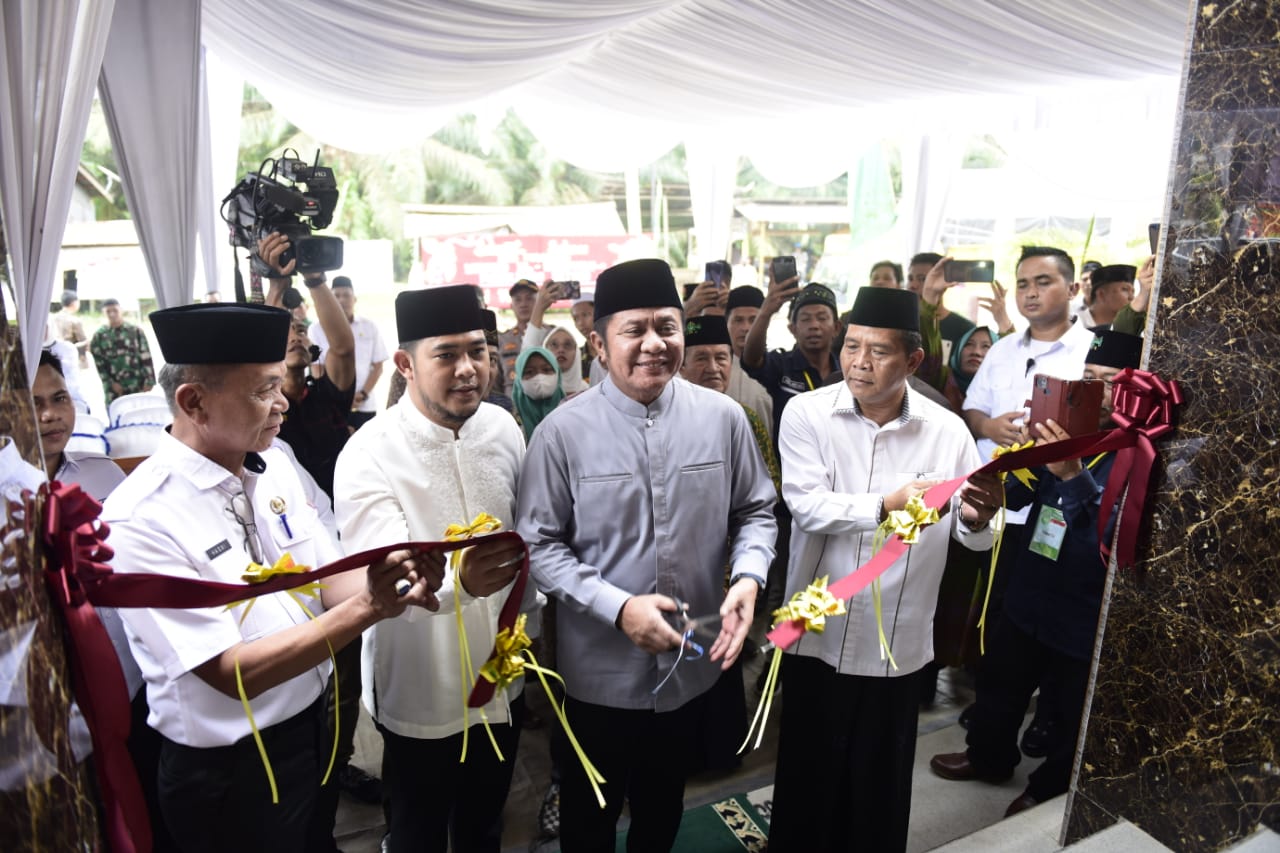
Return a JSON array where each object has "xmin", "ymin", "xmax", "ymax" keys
[
  {"xmin": 740, "ymin": 577, "xmax": 848, "ymax": 754},
  {"xmin": 992, "ymin": 440, "xmax": 1038, "ymax": 491},
  {"xmin": 228, "ymin": 553, "xmax": 340, "ymax": 802},
  {"xmin": 865, "ymin": 496, "xmax": 940, "ymax": 669},
  {"xmin": 472, "ymin": 613, "xmax": 609, "ymax": 808},
  {"xmin": 445, "ymin": 513, "xmax": 505, "ymax": 763}
]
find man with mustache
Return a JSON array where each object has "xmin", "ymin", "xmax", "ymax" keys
[
  {"xmin": 102, "ymin": 303, "xmax": 440, "ymax": 853},
  {"xmin": 517, "ymin": 259, "xmax": 776, "ymax": 852},
  {"xmin": 334, "ymin": 285, "xmax": 536, "ymax": 853}
]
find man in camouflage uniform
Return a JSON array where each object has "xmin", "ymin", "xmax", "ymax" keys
[{"xmin": 90, "ymin": 298, "xmax": 155, "ymax": 405}]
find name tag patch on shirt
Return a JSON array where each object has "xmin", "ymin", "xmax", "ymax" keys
[
  {"xmin": 1028, "ymin": 505, "xmax": 1067, "ymax": 561},
  {"xmin": 206, "ymin": 539, "xmax": 232, "ymax": 560}
]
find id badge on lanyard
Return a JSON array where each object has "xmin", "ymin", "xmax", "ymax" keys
[{"xmin": 1028, "ymin": 504, "xmax": 1067, "ymax": 561}]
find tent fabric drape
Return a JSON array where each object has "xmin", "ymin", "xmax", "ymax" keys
[
  {"xmin": 201, "ymin": 0, "xmax": 1190, "ymax": 156},
  {"xmin": 0, "ymin": 0, "xmax": 116, "ymax": 376},
  {"xmin": 99, "ymin": 0, "xmax": 203, "ymax": 310}
]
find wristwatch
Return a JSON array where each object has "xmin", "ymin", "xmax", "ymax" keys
[{"xmin": 730, "ymin": 574, "xmax": 765, "ymax": 592}]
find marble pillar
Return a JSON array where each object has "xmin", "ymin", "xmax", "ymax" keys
[{"xmin": 1064, "ymin": 1, "xmax": 1280, "ymax": 848}]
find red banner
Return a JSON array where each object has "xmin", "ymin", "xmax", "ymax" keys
[{"xmin": 417, "ymin": 234, "xmax": 655, "ymax": 306}]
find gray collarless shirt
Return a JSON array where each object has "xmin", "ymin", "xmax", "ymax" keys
[{"xmin": 518, "ymin": 376, "xmax": 776, "ymax": 712}]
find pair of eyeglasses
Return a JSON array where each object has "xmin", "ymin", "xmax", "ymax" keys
[{"xmin": 224, "ymin": 486, "xmax": 264, "ymax": 564}]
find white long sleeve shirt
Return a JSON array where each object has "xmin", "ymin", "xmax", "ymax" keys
[
  {"xmin": 780, "ymin": 383, "xmax": 993, "ymax": 678},
  {"xmin": 334, "ymin": 398, "xmax": 536, "ymax": 739},
  {"xmin": 962, "ymin": 319, "xmax": 1096, "ymax": 523}
]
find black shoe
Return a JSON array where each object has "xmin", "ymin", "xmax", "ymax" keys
[
  {"xmin": 337, "ymin": 763, "xmax": 383, "ymax": 804},
  {"xmin": 1020, "ymin": 718, "xmax": 1060, "ymax": 758}
]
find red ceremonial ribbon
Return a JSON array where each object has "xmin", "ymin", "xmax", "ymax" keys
[
  {"xmin": 43, "ymin": 482, "xmax": 149, "ymax": 853},
  {"xmin": 1096, "ymin": 367, "xmax": 1183, "ymax": 570},
  {"xmin": 39, "ymin": 481, "xmax": 527, "ymax": 853},
  {"xmin": 767, "ymin": 368, "xmax": 1181, "ymax": 651},
  {"xmin": 466, "ymin": 557, "xmax": 529, "ymax": 709}
]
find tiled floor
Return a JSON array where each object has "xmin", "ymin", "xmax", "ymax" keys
[{"xmin": 332, "ymin": 655, "xmax": 1046, "ymax": 852}]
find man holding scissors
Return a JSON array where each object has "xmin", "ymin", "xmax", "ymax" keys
[{"xmin": 517, "ymin": 259, "xmax": 777, "ymax": 852}]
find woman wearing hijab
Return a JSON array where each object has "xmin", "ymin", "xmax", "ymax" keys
[
  {"xmin": 543, "ymin": 327, "xmax": 589, "ymax": 396},
  {"xmin": 942, "ymin": 326, "xmax": 994, "ymax": 412},
  {"xmin": 512, "ymin": 345, "xmax": 564, "ymax": 441}
]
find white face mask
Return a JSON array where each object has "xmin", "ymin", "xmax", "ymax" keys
[{"xmin": 521, "ymin": 373, "xmax": 559, "ymax": 400}]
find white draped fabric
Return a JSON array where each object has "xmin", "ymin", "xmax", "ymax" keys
[
  {"xmin": 0, "ymin": 0, "xmax": 115, "ymax": 375},
  {"xmin": 201, "ymin": 0, "xmax": 1188, "ymax": 157},
  {"xmin": 2, "ymin": 0, "xmax": 1192, "ymax": 350},
  {"xmin": 685, "ymin": 139, "xmax": 739, "ymax": 268},
  {"xmin": 99, "ymin": 0, "xmax": 203, "ymax": 309}
]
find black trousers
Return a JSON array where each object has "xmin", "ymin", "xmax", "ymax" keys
[
  {"xmin": 378, "ymin": 695, "xmax": 524, "ymax": 853},
  {"xmin": 769, "ymin": 655, "xmax": 923, "ymax": 853},
  {"xmin": 305, "ymin": 636, "xmax": 365, "ymax": 852},
  {"xmin": 156, "ymin": 698, "xmax": 323, "ymax": 853},
  {"xmin": 964, "ymin": 615, "xmax": 1092, "ymax": 802},
  {"xmin": 128, "ymin": 690, "xmax": 178, "ymax": 852},
  {"xmin": 557, "ymin": 691, "xmax": 711, "ymax": 853}
]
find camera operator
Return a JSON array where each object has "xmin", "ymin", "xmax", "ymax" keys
[
  {"xmin": 259, "ymin": 232, "xmax": 355, "ymax": 498},
  {"xmin": 258, "ymin": 231, "xmax": 375, "ymax": 852}
]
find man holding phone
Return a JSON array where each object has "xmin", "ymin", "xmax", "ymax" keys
[
  {"xmin": 683, "ymin": 259, "xmax": 731, "ymax": 317},
  {"xmin": 740, "ymin": 263, "xmax": 840, "ymax": 442},
  {"xmin": 931, "ymin": 330, "xmax": 1142, "ymax": 816},
  {"xmin": 960, "ymin": 246, "xmax": 1096, "ymax": 643}
]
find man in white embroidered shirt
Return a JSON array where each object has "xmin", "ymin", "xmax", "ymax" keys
[
  {"xmin": 768, "ymin": 286, "xmax": 1002, "ymax": 853},
  {"xmin": 103, "ymin": 303, "xmax": 443, "ymax": 853},
  {"xmin": 517, "ymin": 258, "xmax": 776, "ymax": 853},
  {"xmin": 334, "ymin": 285, "xmax": 532, "ymax": 853}
]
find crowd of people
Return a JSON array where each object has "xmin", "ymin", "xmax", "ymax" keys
[{"xmin": 34, "ymin": 233, "xmax": 1155, "ymax": 853}]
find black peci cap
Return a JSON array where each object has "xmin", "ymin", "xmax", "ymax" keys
[
  {"xmin": 593, "ymin": 259, "xmax": 682, "ymax": 321},
  {"xmin": 396, "ymin": 285, "xmax": 486, "ymax": 343},
  {"xmin": 726, "ymin": 286, "xmax": 765, "ymax": 312},
  {"xmin": 152, "ymin": 303, "xmax": 291, "ymax": 364},
  {"xmin": 845, "ymin": 286, "xmax": 920, "ymax": 332},
  {"xmin": 1086, "ymin": 330, "xmax": 1142, "ymax": 370},
  {"xmin": 683, "ymin": 315, "xmax": 732, "ymax": 348}
]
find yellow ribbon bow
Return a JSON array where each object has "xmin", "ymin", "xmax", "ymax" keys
[
  {"xmin": 874, "ymin": 494, "xmax": 941, "ymax": 549},
  {"xmin": 770, "ymin": 575, "xmax": 847, "ymax": 633},
  {"xmin": 479, "ymin": 614, "xmax": 533, "ymax": 689},
  {"xmin": 228, "ymin": 552, "xmax": 340, "ymax": 803},
  {"xmin": 444, "ymin": 513, "xmax": 503, "ymax": 541},
  {"xmin": 741, "ymin": 578, "xmax": 850, "ymax": 754},
  {"xmin": 992, "ymin": 440, "xmax": 1038, "ymax": 490}
]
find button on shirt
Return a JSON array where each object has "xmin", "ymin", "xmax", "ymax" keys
[
  {"xmin": 780, "ymin": 383, "xmax": 993, "ymax": 678},
  {"xmin": 104, "ymin": 434, "xmax": 339, "ymax": 747},
  {"xmin": 517, "ymin": 376, "xmax": 777, "ymax": 712},
  {"xmin": 962, "ymin": 320, "xmax": 1096, "ymax": 523}
]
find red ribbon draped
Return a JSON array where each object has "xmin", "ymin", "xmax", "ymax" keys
[
  {"xmin": 767, "ymin": 368, "xmax": 1181, "ymax": 651},
  {"xmin": 39, "ymin": 484, "xmax": 528, "ymax": 853}
]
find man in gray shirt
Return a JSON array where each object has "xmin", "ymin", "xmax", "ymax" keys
[{"xmin": 517, "ymin": 258, "xmax": 777, "ymax": 853}]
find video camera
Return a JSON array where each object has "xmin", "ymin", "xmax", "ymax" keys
[{"xmin": 220, "ymin": 150, "xmax": 344, "ymax": 277}]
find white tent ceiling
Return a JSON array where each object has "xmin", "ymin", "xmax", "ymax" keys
[
  {"xmin": 2, "ymin": 0, "xmax": 1194, "ymax": 375},
  {"xmin": 201, "ymin": 0, "xmax": 1193, "ymax": 160}
]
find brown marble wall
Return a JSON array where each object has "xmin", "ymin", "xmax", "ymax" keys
[{"xmin": 1064, "ymin": 1, "xmax": 1280, "ymax": 848}]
